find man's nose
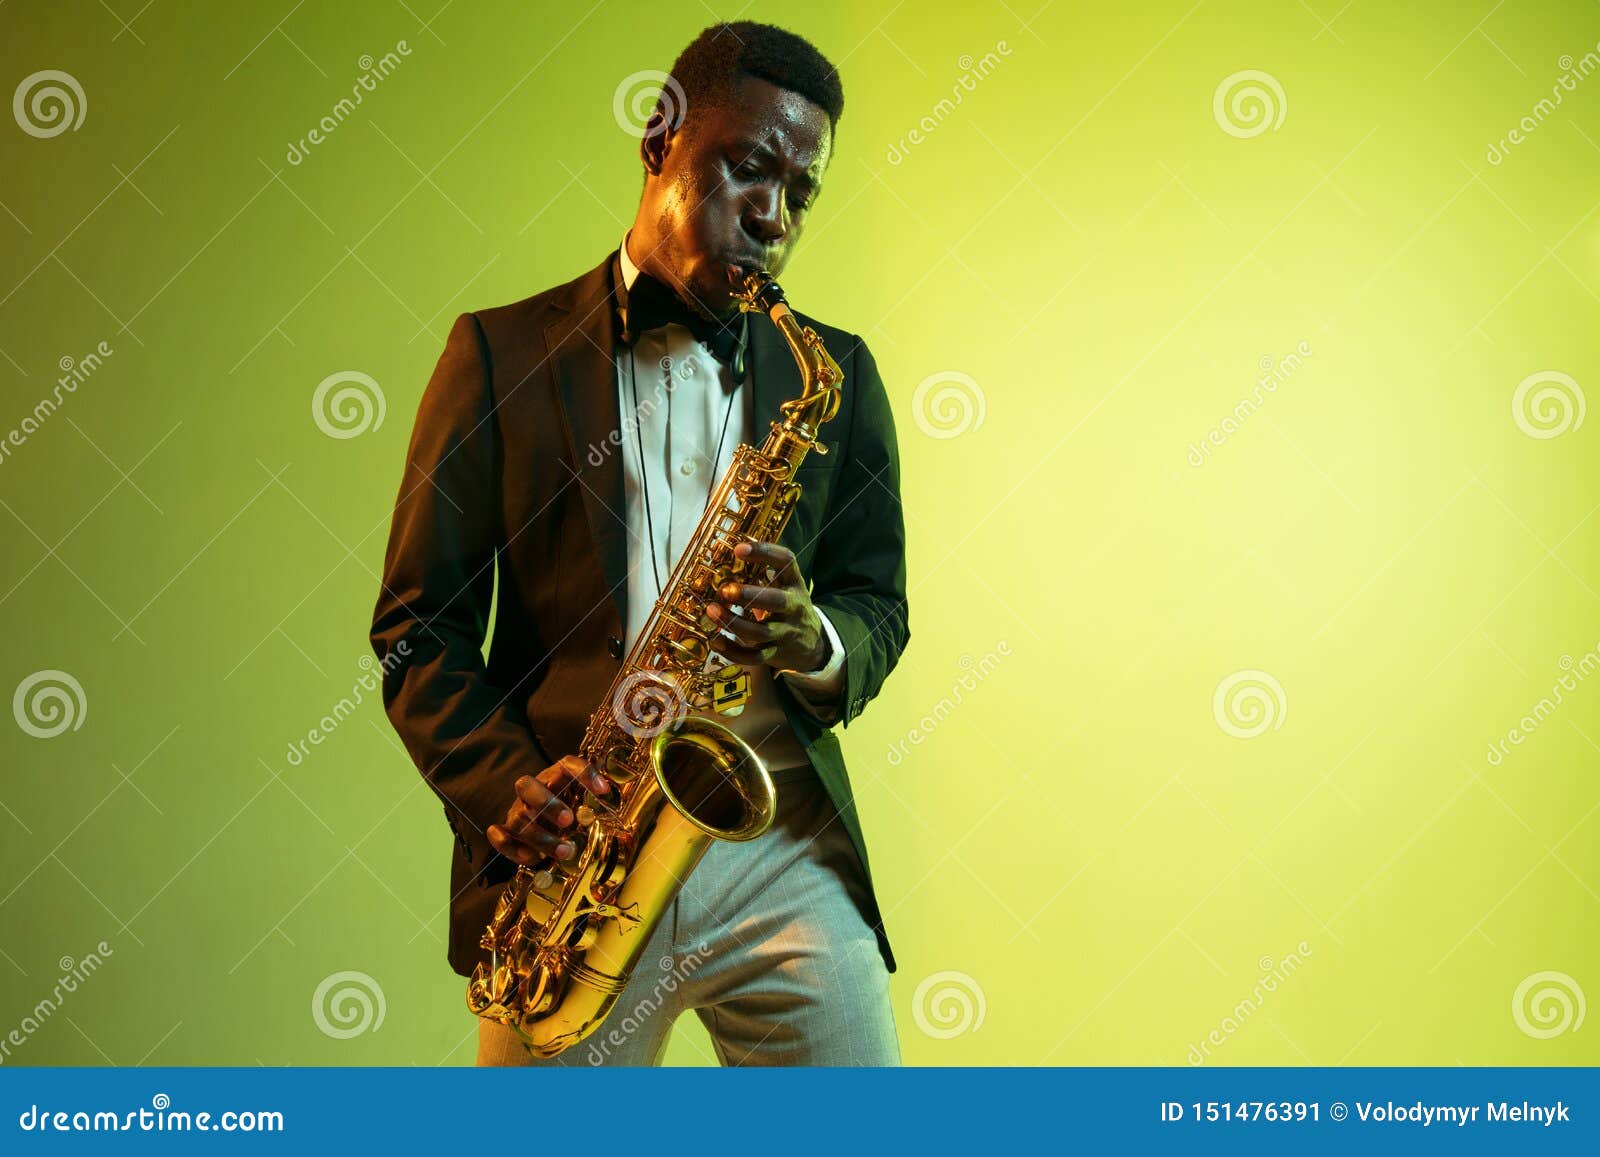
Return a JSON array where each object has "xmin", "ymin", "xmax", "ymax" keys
[{"xmin": 742, "ymin": 188, "xmax": 787, "ymax": 246}]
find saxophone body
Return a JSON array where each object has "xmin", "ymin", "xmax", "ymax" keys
[{"xmin": 466, "ymin": 271, "xmax": 844, "ymax": 1057}]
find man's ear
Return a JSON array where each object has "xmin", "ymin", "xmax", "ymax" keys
[{"xmin": 639, "ymin": 100, "xmax": 675, "ymax": 176}]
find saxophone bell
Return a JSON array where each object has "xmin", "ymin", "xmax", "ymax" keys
[
  {"xmin": 468, "ymin": 715, "xmax": 775, "ymax": 1058},
  {"xmin": 650, "ymin": 716, "xmax": 776, "ymax": 844}
]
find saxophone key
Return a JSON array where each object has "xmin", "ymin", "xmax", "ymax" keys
[
  {"xmin": 523, "ymin": 886, "xmax": 557, "ymax": 924},
  {"xmin": 664, "ymin": 634, "xmax": 708, "ymax": 666},
  {"xmin": 602, "ymin": 745, "xmax": 637, "ymax": 784}
]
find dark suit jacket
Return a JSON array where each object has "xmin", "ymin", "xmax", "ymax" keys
[{"xmin": 369, "ymin": 250, "xmax": 909, "ymax": 979}]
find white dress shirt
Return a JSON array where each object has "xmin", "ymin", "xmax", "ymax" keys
[{"xmin": 614, "ymin": 233, "xmax": 845, "ymax": 771}]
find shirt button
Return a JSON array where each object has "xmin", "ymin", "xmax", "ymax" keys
[{"xmin": 679, "ymin": 459, "xmax": 697, "ymax": 476}]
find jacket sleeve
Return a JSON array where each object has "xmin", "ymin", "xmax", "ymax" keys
[
  {"xmin": 369, "ymin": 312, "xmax": 549, "ymax": 860},
  {"xmin": 807, "ymin": 335, "xmax": 911, "ymax": 728}
]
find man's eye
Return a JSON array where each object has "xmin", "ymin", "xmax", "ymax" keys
[{"xmin": 734, "ymin": 162, "xmax": 761, "ymax": 180}]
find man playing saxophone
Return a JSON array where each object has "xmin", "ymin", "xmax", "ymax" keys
[{"xmin": 371, "ymin": 21, "xmax": 909, "ymax": 1066}]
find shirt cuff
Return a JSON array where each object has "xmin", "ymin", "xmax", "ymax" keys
[{"xmin": 777, "ymin": 607, "xmax": 845, "ymax": 719}]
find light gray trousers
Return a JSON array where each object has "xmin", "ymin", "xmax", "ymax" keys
[{"xmin": 476, "ymin": 769, "xmax": 900, "ymax": 1067}]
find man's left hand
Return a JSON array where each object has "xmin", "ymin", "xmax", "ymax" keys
[{"xmin": 705, "ymin": 541, "xmax": 829, "ymax": 672}]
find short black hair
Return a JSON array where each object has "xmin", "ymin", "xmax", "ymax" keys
[{"xmin": 665, "ymin": 22, "xmax": 844, "ymax": 135}]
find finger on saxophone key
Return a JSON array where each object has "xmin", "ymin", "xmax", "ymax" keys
[
  {"xmin": 486, "ymin": 754, "xmax": 598, "ymax": 863},
  {"xmin": 489, "ymin": 802, "xmax": 566, "ymax": 862},
  {"xmin": 582, "ymin": 758, "xmax": 611, "ymax": 796},
  {"xmin": 555, "ymin": 753, "xmax": 611, "ymax": 797},
  {"xmin": 487, "ymin": 821, "xmax": 558, "ymax": 864},
  {"xmin": 520, "ymin": 767, "xmax": 574, "ymax": 826}
]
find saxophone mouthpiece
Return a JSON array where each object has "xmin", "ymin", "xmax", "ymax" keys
[{"xmin": 733, "ymin": 269, "xmax": 788, "ymax": 318}]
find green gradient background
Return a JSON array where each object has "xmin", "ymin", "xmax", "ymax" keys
[{"xmin": 1, "ymin": 0, "xmax": 1597, "ymax": 1066}]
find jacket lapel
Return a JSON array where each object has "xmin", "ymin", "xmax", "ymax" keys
[
  {"xmin": 749, "ymin": 305, "xmax": 804, "ymax": 455},
  {"xmin": 547, "ymin": 254, "xmax": 631, "ymax": 633}
]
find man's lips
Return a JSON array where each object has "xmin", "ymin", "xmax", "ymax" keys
[{"xmin": 720, "ymin": 256, "xmax": 765, "ymax": 282}]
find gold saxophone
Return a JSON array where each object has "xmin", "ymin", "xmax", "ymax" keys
[{"xmin": 466, "ymin": 270, "xmax": 844, "ymax": 1057}]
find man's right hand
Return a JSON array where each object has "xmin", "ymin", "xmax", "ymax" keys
[{"xmin": 485, "ymin": 755, "xmax": 611, "ymax": 866}]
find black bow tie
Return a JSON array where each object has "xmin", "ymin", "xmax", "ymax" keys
[{"xmin": 623, "ymin": 271, "xmax": 747, "ymax": 374}]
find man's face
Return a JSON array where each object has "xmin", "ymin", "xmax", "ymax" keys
[{"xmin": 637, "ymin": 75, "xmax": 832, "ymax": 317}]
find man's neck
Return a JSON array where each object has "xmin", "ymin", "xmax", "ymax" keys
[{"xmin": 621, "ymin": 228, "xmax": 738, "ymax": 321}]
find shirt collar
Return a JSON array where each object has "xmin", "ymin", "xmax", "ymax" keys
[
  {"xmin": 613, "ymin": 231, "xmax": 749, "ymax": 375},
  {"xmin": 618, "ymin": 231, "xmax": 640, "ymax": 291}
]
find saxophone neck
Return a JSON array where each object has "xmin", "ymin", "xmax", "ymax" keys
[{"xmin": 735, "ymin": 271, "xmax": 843, "ymax": 437}]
